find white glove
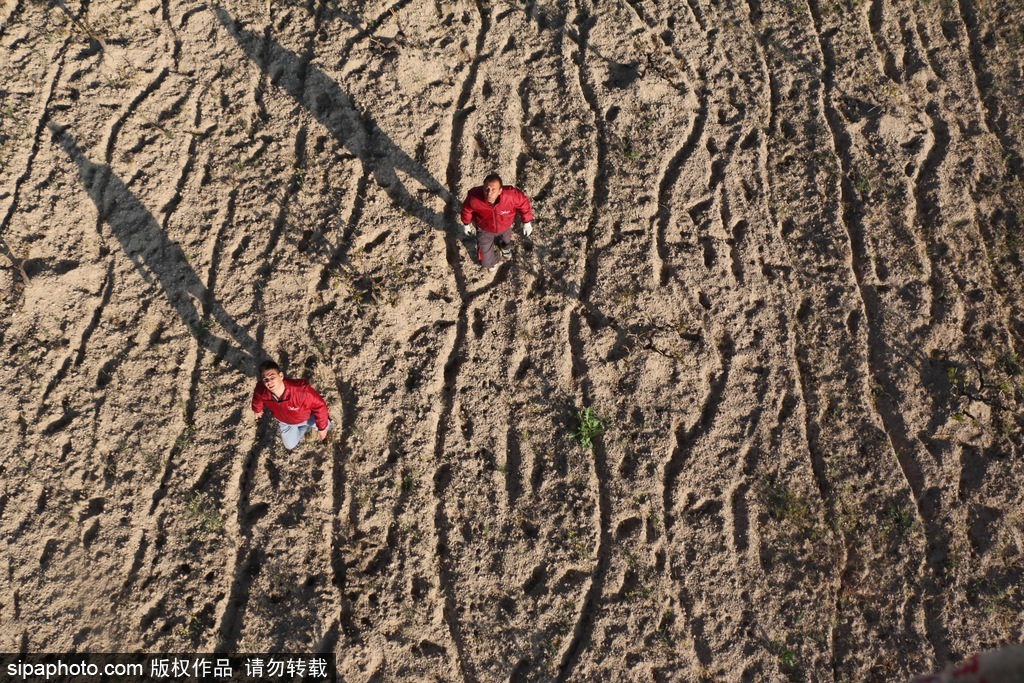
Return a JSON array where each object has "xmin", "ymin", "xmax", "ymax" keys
[
  {"xmin": 462, "ymin": 223, "xmax": 474, "ymax": 237},
  {"xmin": 522, "ymin": 222, "xmax": 533, "ymax": 237}
]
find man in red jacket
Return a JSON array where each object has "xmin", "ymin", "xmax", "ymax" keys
[
  {"xmin": 251, "ymin": 360, "xmax": 331, "ymax": 450},
  {"xmin": 460, "ymin": 173, "xmax": 534, "ymax": 272}
]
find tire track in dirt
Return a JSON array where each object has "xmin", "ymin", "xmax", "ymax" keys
[
  {"xmin": 210, "ymin": 183, "xmax": 271, "ymax": 651},
  {"xmin": 148, "ymin": 91, "xmax": 216, "ymax": 516},
  {"xmin": 877, "ymin": 91, "xmax": 959, "ymax": 663},
  {"xmin": 0, "ymin": 0, "xmax": 23, "ymax": 41},
  {"xmin": 106, "ymin": 68, "xmax": 171, "ymax": 165},
  {"xmin": 0, "ymin": 20, "xmax": 77, "ymax": 239},
  {"xmin": 250, "ymin": 22, "xmax": 272, "ymax": 131},
  {"xmin": 157, "ymin": 87, "xmax": 202, "ymax": 229},
  {"xmin": 615, "ymin": 0, "xmax": 705, "ymax": 291},
  {"xmin": 211, "ymin": 192, "xmax": 274, "ymax": 652},
  {"xmin": 859, "ymin": 3, "xmax": 987, "ymax": 658},
  {"xmin": 42, "ymin": 63, "xmax": 176, "ymax": 414},
  {"xmin": 805, "ymin": 0, "xmax": 945, "ymax": 663},
  {"xmin": 216, "ymin": 32, "xmax": 311, "ymax": 641},
  {"xmin": 757, "ymin": 46, "xmax": 843, "ymax": 671},
  {"xmin": 744, "ymin": 12, "xmax": 843, "ymax": 663},
  {"xmin": 913, "ymin": 14, "xmax": 947, "ymax": 84},
  {"xmin": 750, "ymin": 7, "xmax": 845, "ymax": 652},
  {"xmin": 684, "ymin": 0, "xmax": 706, "ymax": 34},
  {"xmin": 653, "ymin": 99, "xmax": 705, "ymax": 288},
  {"xmin": 291, "ymin": 11, "xmax": 356, "ymax": 651},
  {"xmin": 502, "ymin": 412, "xmax": 523, "ymax": 510},
  {"xmin": 789, "ymin": 311, "xmax": 847, "ymax": 661},
  {"xmin": 661, "ymin": 15, "xmax": 719, "ymax": 283},
  {"xmin": 296, "ymin": 0, "xmax": 326, "ymax": 92},
  {"xmin": 116, "ymin": 81, "xmax": 248, "ymax": 640},
  {"xmin": 867, "ymin": 0, "xmax": 901, "ymax": 82},
  {"xmin": 751, "ymin": 1, "xmax": 872, "ymax": 673},
  {"xmin": 661, "ymin": 328, "xmax": 758, "ymax": 670},
  {"xmin": 430, "ymin": 320, "xmax": 472, "ymax": 683},
  {"xmin": 663, "ymin": 334, "xmax": 732, "ymax": 531},
  {"xmin": 551, "ymin": 3, "xmax": 611, "ymax": 679},
  {"xmin": 35, "ymin": 261, "xmax": 113, "ymax": 417},
  {"xmin": 253, "ymin": 124, "xmax": 307, "ymax": 301},
  {"xmin": 931, "ymin": 0, "xmax": 1024, "ymax": 344},
  {"xmin": 339, "ymin": 0, "xmax": 416, "ymax": 60},
  {"xmin": 514, "ymin": 75, "xmax": 531, "ymax": 188},
  {"xmin": 953, "ymin": 0, "xmax": 1022, "ymax": 178},
  {"xmin": 721, "ymin": 343, "xmax": 774, "ymax": 567},
  {"xmin": 89, "ymin": 336, "xmax": 139, "ymax": 449},
  {"xmin": 213, "ymin": 431, "xmax": 265, "ymax": 653},
  {"xmin": 914, "ymin": 103, "xmax": 951, "ymax": 328},
  {"xmin": 47, "ymin": 112, "xmax": 245, "ymax": 648},
  {"xmin": 307, "ymin": 162, "xmax": 365, "ymax": 657},
  {"xmin": 206, "ymin": 187, "xmax": 237, "ymax": 367},
  {"xmin": 804, "ymin": 0, "xmax": 916, "ymax": 501},
  {"xmin": 427, "ymin": 0, "xmax": 492, "ymax": 677},
  {"xmin": 322, "ymin": 377, "xmax": 357, "ymax": 651},
  {"xmin": 315, "ymin": 171, "xmax": 367, "ymax": 292},
  {"xmin": 646, "ymin": 16, "xmax": 737, "ymax": 654}
]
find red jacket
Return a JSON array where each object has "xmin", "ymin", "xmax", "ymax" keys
[
  {"xmin": 460, "ymin": 185, "xmax": 533, "ymax": 233},
  {"xmin": 251, "ymin": 377, "xmax": 329, "ymax": 429}
]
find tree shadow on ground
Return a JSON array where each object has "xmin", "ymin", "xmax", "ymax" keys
[
  {"xmin": 214, "ymin": 7, "xmax": 472, "ymax": 264},
  {"xmin": 50, "ymin": 123, "xmax": 263, "ymax": 374}
]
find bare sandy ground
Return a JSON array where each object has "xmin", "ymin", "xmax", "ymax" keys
[{"xmin": 2, "ymin": 0, "xmax": 1024, "ymax": 680}]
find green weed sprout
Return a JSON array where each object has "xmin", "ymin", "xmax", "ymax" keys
[
  {"xmin": 186, "ymin": 493, "xmax": 225, "ymax": 536},
  {"xmin": 573, "ymin": 407, "xmax": 604, "ymax": 450}
]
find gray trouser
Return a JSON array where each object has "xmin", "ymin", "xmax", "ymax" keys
[
  {"xmin": 476, "ymin": 228, "xmax": 512, "ymax": 269},
  {"xmin": 277, "ymin": 415, "xmax": 331, "ymax": 450}
]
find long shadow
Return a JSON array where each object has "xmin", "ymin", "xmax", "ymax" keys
[
  {"xmin": 50, "ymin": 123, "xmax": 262, "ymax": 374},
  {"xmin": 214, "ymin": 7, "xmax": 462, "ymax": 247}
]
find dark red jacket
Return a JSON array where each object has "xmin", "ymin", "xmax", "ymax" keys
[
  {"xmin": 460, "ymin": 185, "xmax": 533, "ymax": 233},
  {"xmin": 251, "ymin": 377, "xmax": 329, "ymax": 429}
]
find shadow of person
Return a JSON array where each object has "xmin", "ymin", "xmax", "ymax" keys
[
  {"xmin": 214, "ymin": 7, "xmax": 466, "ymax": 255},
  {"xmin": 49, "ymin": 122, "xmax": 262, "ymax": 374}
]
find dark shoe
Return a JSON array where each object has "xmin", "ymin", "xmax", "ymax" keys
[{"xmin": 499, "ymin": 244, "xmax": 512, "ymax": 259}]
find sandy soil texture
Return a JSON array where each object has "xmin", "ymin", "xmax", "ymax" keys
[{"xmin": 2, "ymin": 0, "xmax": 1024, "ymax": 680}]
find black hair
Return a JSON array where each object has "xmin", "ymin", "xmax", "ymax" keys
[
  {"xmin": 483, "ymin": 173, "xmax": 503, "ymax": 186},
  {"xmin": 258, "ymin": 360, "xmax": 281, "ymax": 375}
]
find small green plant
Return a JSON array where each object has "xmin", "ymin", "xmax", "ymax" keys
[
  {"xmin": 572, "ymin": 407, "xmax": 604, "ymax": 450},
  {"xmin": 1000, "ymin": 353, "xmax": 1022, "ymax": 376},
  {"xmin": 624, "ymin": 550, "xmax": 640, "ymax": 570},
  {"xmin": 190, "ymin": 318, "xmax": 213, "ymax": 340},
  {"xmin": 174, "ymin": 613, "xmax": 204, "ymax": 643},
  {"xmin": 852, "ymin": 166, "xmax": 874, "ymax": 196},
  {"xmin": 617, "ymin": 135, "xmax": 642, "ymax": 163},
  {"xmin": 397, "ymin": 467, "xmax": 416, "ymax": 495},
  {"xmin": 564, "ymin": 529, "xmax": 589, "ymax": 561},
  {"xmin": 656, "ymin": 609, "xmax": 675, "ymax": 646},
  {"xmin": 186, "ymin": 492, "xmax": 225, "ymax": 536},
  {"xmin": 174, "ymin": 425, "xmax": 196, "ymax": 452},
  {"xmin": 888, "ymin": 503, "xmax": 917, "ymax": 536},
  {"xmin": 760, "ymin": 475, "xmax": 810, "ymax": 528}
]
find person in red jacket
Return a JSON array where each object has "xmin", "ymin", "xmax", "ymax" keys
[
  {"xmin": 251, "ymin": 360, "xmax": 331, "ymax": 449},
  {"xmin": 459, "ymin": 173, "xmax": 534, "ymax": 272}
]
